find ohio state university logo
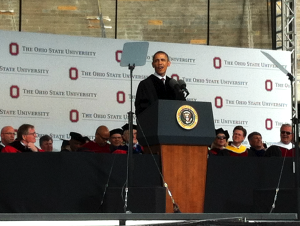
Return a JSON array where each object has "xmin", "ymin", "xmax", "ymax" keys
[
  {"xmin": 115, "ymin": 50, "xmax": 122, "ymax": 63},
  {"xmin": 10, "ymin": 85, "xmax": 19, "ymax": 98},
  {"xmin": 171, "ymin": 74, "xmax": 179, "ymax": 80},
  {"xmin": 69, "ymin": 67, "xmax": 78, "ymax": 80},
  {"xmin": 70, "ymin": 109, "xmax": 79, "ymax": 122},
  {"xmin": 215, "ymin": 96, "xmax": 223, "ymax": 108},
  {"xmin": 117, "ymin": 91, "xmax": 125, "ymax": 103},
  {"xmin": 213, "ymin": 57, "xmax": 222, "ymax": 69},
  {"xmin": 265, "ymin": 118, "xmax": 273, "ymax": 130},
  {"xmin": 9, "ymin": 43, "xmax": 19, "ymax": 56},
  {"xmin": 265, "ymin": 80, "xmax": 273, "ymax": 91}
]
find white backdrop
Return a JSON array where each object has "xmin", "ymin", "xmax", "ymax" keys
[{"xmin": 0, "ymin": 30, "xmax": 291, "ymax": 151}]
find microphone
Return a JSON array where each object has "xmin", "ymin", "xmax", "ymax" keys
[
  {"xmin": 178, "ymin": 79, "xmax": 190, "ymax": 97},
  {"xmin": 169, "ymin": 78, "xmax": 182, "ymax": 94}
]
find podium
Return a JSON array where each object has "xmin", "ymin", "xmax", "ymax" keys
[{"xmin": 137, "ymin": 100, "xmax": 215, "ymax": 213}]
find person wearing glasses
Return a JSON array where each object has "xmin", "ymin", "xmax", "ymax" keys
[
  {"xmin": 265, "ymin": 124, "xmax": 294, "ymax": 157},
  {"xmin": 1, "ymin": 124, "xmax": 44, "ymax": 153},
  {"xmin": 247, "ymin": 132, "xmax": 266, "ymax": 157},
  {"xmin": 209, "ymin": 128, "xmax": 230, "ymax": 156},
  {"xmin": 80, "ymin": 125, "xmax": 110, "ymax": 153},
  {"xmin": 0, "ymin": 126, "xmax": 15, "ymax": 151},
  {"xmin": 225, "ymin": 125, "xmax": 248, "ymax": 156}
]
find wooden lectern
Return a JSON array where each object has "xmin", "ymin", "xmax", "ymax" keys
[{"xmin": 137, "ymin": 100, "xmax": 215, "ymax": 213}]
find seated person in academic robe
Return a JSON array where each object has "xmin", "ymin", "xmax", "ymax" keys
[
  {"xmin": 113, "ymin": 123, "xmax": 143, "ymax": 154},
  {"xmin": 0, "ymin": 126, "xmax": 16, "ymax": 152},
  {"xmin": 61, "ymin": 132, "xmax": 85, "ymax": 152},
  {"xmin": 109, "ymin": 128, "xmax": 124, "ymax": 153},
  {"xmin": 247, "ymin": 132, "xmax": 266, "ymax": 157},
  {"xmin": 225, "ymin": 125, "xmax": 248, "ymax": 156},
  {"xmin": 134, "ymin": 51, "xmax": 186, "ymax": 116},
  {"xmin": 209, "ymin": 128, "xmax": 230, "ymax": 156},
  {"xmin": 39, "ymin": 135, "xmax": 53, "ymax": 152},
  {"xmin": 265, "ymin": 124, "xmax": 294, "ymax": 157},
  {"xmin": 60, "ymin": 139, "xmax": 71, "ymax": 152},
  {"xmin": 80, "ymin": 125, "xmax": 110, "ymax": 153},
  {"xmin": 1, "ymin": 124, "xmax": 44, "ymax": 153}
]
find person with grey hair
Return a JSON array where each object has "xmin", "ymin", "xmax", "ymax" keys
[
  {"xmin": 247, "ymin": 132, "xmax": 266, "ymax": 157},
  {"xmin": 265, "ymin": 124, "xmax": 294, "ymax": 157},
  {"xmin": 1, "ymin": 124, "xmax": 44, "ymax": 153},
  {"xmin": 39, "ymin": 135, "xmax": 53, "ymax": 152}
]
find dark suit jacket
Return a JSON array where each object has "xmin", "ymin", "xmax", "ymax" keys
[{"xmin": 135, "ymin": 74, "xmax": 185, "ymax": 116}]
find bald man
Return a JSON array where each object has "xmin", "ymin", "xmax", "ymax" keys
[
  {"xmin": 0, "ymin": 126, "xmax": 15, "ymax": 151},
  {"xmin": 80, "ymin": 125, "xmax": 110, "ymax": 153},
  {"xmin": 2, "ymin": 124, "xmax": 44, "ymax": 153}
]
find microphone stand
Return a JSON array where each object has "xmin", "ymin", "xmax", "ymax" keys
[{"xmin": 124, "ymin": 63, "xmax": 135, "ymax": 214}]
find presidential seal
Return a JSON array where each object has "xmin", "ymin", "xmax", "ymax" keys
[{"xmin": 176, "ymin": 105, "xmax": 198, "ymax": 130}]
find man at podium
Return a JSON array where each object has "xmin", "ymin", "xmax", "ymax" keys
[{"xmin": 135, "ymin": 51, "xmax": 186, "ymax": 116}]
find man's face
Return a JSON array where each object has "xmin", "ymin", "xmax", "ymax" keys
[
  {"xmin": 232, "ymin": 129, "xmax": 245, "ymax": 144},
  {"xmin": 69, "ymin": 139, "xmax": 82, "ymax": 152},
  {"xmin": 109, "ymin": 133, "xmax": 123, "ymax": 146},
  {"xmin": 1, "ymin": 126, "xmax": 15, "ymax": 145},
  {"xmin": 249, "ymin": 135, "xmax": 263, "ymax": 149},
  {"xmin": 280, "ymin": 126, "xmax": 293, "ymax": 144},
  {"xmin": 41, "ymin": 140, "xmax": 53, "ymax": 152},
  {"xmin": 23, "ymin": 128, "xmax": 37, "ymax": 143},
  {"xmin": 95, "ymin": 129, "xmax": 110, "ymax": 146},
  {"xmin": 152, "ymin": 53, "xmax": 171, "ymax": 76},
  {"xmin": 122, "ymin": 129, "xmax": 138, "ymax": 144}
]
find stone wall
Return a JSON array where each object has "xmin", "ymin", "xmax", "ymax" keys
[{"xmin": 0, "ymin": 0, "xmax": 271, "ymax": 48}]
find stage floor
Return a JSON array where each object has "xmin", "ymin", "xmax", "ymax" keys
[{"xmin": 0, "ymin": 213, "xmax": 298, "ymax": 226}]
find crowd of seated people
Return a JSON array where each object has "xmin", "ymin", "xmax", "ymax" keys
[
  {"xmin": 209, "ymin": 124, "xmax": 295, "ymax": 157},
  {"xmin": 0, "ymin": 123, "xmax": 295, "ymax": 157},
  {"xmin": 0, "ymin": 123, "xmax": 143, "ymax": 154}
]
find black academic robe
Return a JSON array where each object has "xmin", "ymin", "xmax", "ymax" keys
[{"xmin": 135, "ymin": 74, "xmax": 185, "ymax": 116}]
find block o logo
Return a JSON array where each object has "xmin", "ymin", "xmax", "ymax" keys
[
  {"xmin": 265, "ymin": 118, "xmax": 273, "ymax": 130},
  {"xmin": 10, "ymin": 85, "xmax": 19, "ymax": 98},
  {"xmin": 215, "ymin": 96, "xmax": 223, "ymax": 108},
  {"xmin": 213, "ymin": 57, "xmax": 222, "ymax": 69},
  {"xmin": 117, "ymin": 91, "xmax": 125, "ymax": 103},
  {"xmin": 116, "ymin": 50, "xmax": 122, "ymax": 63},
  {"xmin": 10, "ymin": 43, "xmax": 19, "ymax": 56},
  {"xmin": 69, "ymin": 67, "xmax": 78, "ymax": 80},
  {"xmin": 70, "ymin": 110, "xmax": 79, "ymax": 122},
  {"xmin": 265, "ymin": 80, "xmax": 273, "ymax": 91},
  {"xmin": 171, "ymin": 74, "xmax": 179, "ymax": 80}
]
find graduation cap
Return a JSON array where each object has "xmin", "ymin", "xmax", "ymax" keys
[
  {"xmin": 110, "ymin": 128, "xmax": 123, "ymax": 136},
  {"xmin": 215, "ymin": 128, "xmax": 230, "ymax": 141},
  {"xmin": 61, "ymin": 139, "xmax": 70, "ymax": 149},
  {"xmin": 69, "ymin": 132, "xmax": 85, "ymax": 144},
  {"xmin": 122, "ymin": 123, "xmax": 137, "ymax": 132}
]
